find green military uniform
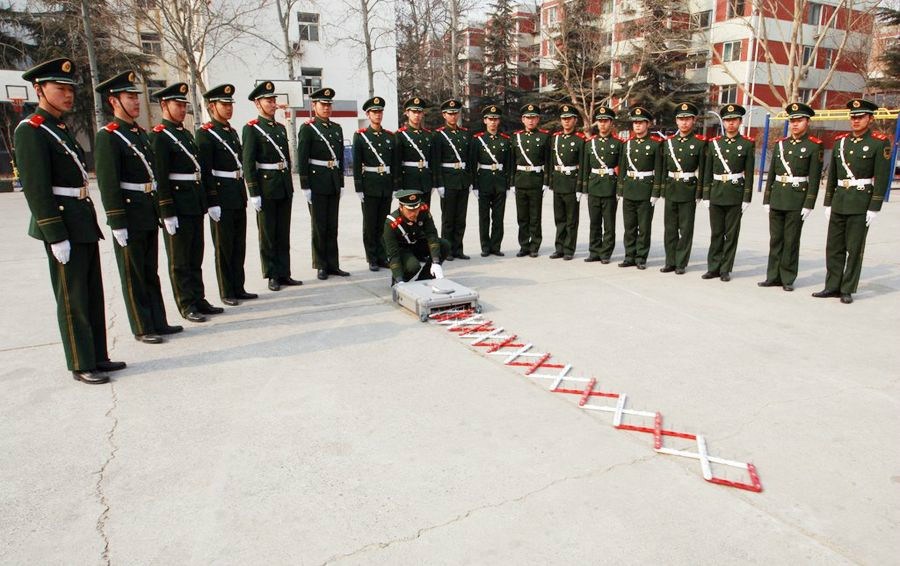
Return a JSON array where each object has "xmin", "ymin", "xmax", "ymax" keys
[
  {"xmin": 297, "ymin": 87, "xmax": 346, "ymax": 279},
  {"xmin": 549, "ymin": 105, "xmax": 585, "ymax": 259},
  {"xmin": 197, "ymin": 84, "xmax": 253, "ymax": 302},
  {"xmin": 511, "ymin": 103, "xmax": 551, "ymax": 256},
  {"xmin": 761, "ymin": 103, "xmax": 823, "ymax": 289},
  {"xmin": 353, "ymin": 96, "xmax": 399, "ymax": 270},
  {"xmin": 657, "ymin": 102, "xmax": 706, "ymax": 273},
  {"xmin": 815, "ymin": 99, "xmax": 890, "ymax": 303},
  {"xmin": 702, "ymin": 104, "xmax": 755, "ymax": 281},
  {"xmin": 94, "ymin": 71, "xmax": 174, "ymax": 341},
  {"xmin": 617, "ymin": 107, "xmax": 663, "ymax": 269},
  {"xmin": 384, "ymin": 190, "xmax": 450, "ymax": 283},
  {"xmin": 469, "ymin": 105, "xmax": 512, "ymax": 257},
  {"xmin": 432, "ymin": 99, "xmax": 473, "ymax": 259},
  {"xmin": 242, "ymin": 81, "xmax": 296, "ymax": 290},
  {"xmin": 397, "ymin": 97, "xmax": 436, "ymax": 205},
  {"xmin": 150, "ymin": 83, "xmax": 215, "ymax": 321},
  {"xmin": 15, "ymin": 58, "xmax": 113, "ymax": 381},
  {"xmin": 579, "ymin": 106, "xmax": 621, "ymax": 263}
]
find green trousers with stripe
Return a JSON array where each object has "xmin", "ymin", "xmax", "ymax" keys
[{"xmin": 113, "ymin": 227, "xmax": 170, "ymax": 336}]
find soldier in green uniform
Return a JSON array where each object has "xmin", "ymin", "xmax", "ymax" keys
[
  {"xmin": 469, "ymin": 104, "xmax": 512, "ymax": 257},
  {"xmin": 549, "ymin": 104, "xmax": 585, "ymax": 260},
  {"xmin": 94, "ymin": 71, "xmax": 182, "ymax": 345},
  {"xmin": 353, "ymin": 95, "xmax": 398, "ymax": 271},
  {"xmin": 813, "ymin": 98, "xmax": 890, "ymax": 304},
  {"xmin": 511, "ymin": 103, "xmax": 551, "ymax": 257},
  {"xmin": 298, "ymin": 87, "xmax": 348, "ymax": 280},
  {"xmin": 15, "ymin": 58, "xmax": 125, "ymax": 384},
  {"xmin": 384, "ymin": 189, "xmax": 450, "ymax": 284},
  {"xmin": 759, "ymin": 102, "xmax": 823, "ymax": 292},
  {"xmin": 579, "ymin": 106, "xmax": 621, "ymax": 263},
  {"xmin": 397, "ymin": 97, "xmax": 436, "ymax": 205},
  {"xmin": 701, "ymin": 104, "xmax": 754, "ymax": 282},
  {"xmin": 197, "ymin": 84, "xmax": 257, "ymax": 304},
  {"xmin": 432, "ymin": 99, "xmax": 473, "ymax": 260},
  {"xmin": 242, "ymin": 80, "xmax": 299, "ymax": 292},
  {"xmin": 657, "ymin": 102, "xmax": 706, "ymax": 274},
  {"xmin": 617, "ymin": 106, "xmax": 663, "ymax": 270},
  {"xmin": 150, "ymin": 83, "xmax": 222, "ymax": 322}
]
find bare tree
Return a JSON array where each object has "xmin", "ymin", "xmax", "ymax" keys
[{"xmin": 326, "ymin": 0, "xmax": 396, "ymax": 98}]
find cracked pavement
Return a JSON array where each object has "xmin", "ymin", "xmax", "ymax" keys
[{"xmin": 1, "ymin": 180, "xmax": 898, "ymax": 564}]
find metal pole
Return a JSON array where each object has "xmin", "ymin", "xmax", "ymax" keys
[
  {"xmin": 757, "ymin": 113, "xmax": 770, "ymax": 193},
  {"xmin": 887, "ymin": 115, "xmax": 900, "ymax": 202},
  {"xmin": 80, "ymin": 0, "xmax": 104, "ymax": 134}
]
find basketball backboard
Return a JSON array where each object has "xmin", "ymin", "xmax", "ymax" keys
[{"xmin": 258, "ymin": 79, "xmax": 306, "ymax": 110}]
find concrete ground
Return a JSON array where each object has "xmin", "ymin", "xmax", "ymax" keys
[{"xmin": 1, "ymin": 180, "xmax": 898, "ymax": 565}]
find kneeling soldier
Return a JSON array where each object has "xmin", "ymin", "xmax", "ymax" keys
[{"xmin": 384, "ymin": 189, "xmax": 450, "ymax": 284}]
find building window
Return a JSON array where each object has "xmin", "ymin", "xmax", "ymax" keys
[
  {"xmin": 298, "ymin": 12, "xmax": 320, "ymax": 42},
  {"xmin": 722, "ymin": 41, "xmax": 741, "ymax": 62},
  {"xmin": 821, "ymin": 48, "xmax": 833, "ymax": 68},
  {"xmin": 798, "ymin": 88, "xmax": 814, "ymax": 102},
  {"xmin": 300, "ymin": 67, "xmax": 322, "ymax": 97},
  {"xmin": 146, "ymin": 79, "xmax": 166, "ymax": 89},
  {"xmin": 691, "ymin": 10, "xmax": 712, "ymax": 30},
  {"xmin": 719, "ymin": 84, "xmax": 739, "ymax": 104},
  {"xmin": 140, "ymin": 33, "xmax": 161, "ymax": 56},
  {"xmin": 807, "ymin": 2, "xmax": 823, "ymax": 26},
  {"xmin": 600, "ymin": 32, "xmax": 612, "ymax": 47},
  {"xmin": 802, "ymin": 45, "xmax": 815, "ymax": 66},
  {"xmin": 602, "ymin": 0, "xmax": 613, "ymax": 13},
  {"xmin": 544, "ymin": 6, "xmax": 558, "ymax": 25},
  {"xmin": 727, "ymin": 0, "xmax": 746, "ymax": 18}
]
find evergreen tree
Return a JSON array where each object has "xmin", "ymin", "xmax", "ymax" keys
[
  {"xmin": 481, "ymin": 0, "xmax": 524, "ymax": 131},
  {"xmin": 871, "ymin": 6, "xmax": 900, "ymax": 93}
]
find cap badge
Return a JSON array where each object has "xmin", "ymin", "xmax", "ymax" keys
[
  {"xmin": 491, "ymin": 106, "xmax": 497, "ymax": 112},
  {"xmin": 374, "ymin": 97, "xmax": 380, "ymax": 104},
  {"xmin": 727, "ymin": 105, "xmax": 734, "ymax": 112},
  {"xmin": 449, "ymin": 100, "xmax": 456, "ymax": 107},
  {"xmin": 61, "ymin": 60, "xmax": 72, "ymax": 73},
  {"xmin": 681, "ymin": 103, "xmax": 688, "ymax": 110},
  {"xmin": 791, "ymin": 103, "xmax": 798, "ymax": 111},
  {"xmin": 635, "ymin": 108, "xmax": 642, "ymax": 115},
  {"xmin": 528, "ymin": 105, "xmax": 534, "ymax": 111},
  {"xmin": 179, "ymin": 84, "xmax": 188, "ymax": 94},
  {"xmin": 413, "ymin": 97, "xmax": 420, "ymax": 104},
  {"xmin": 128, "ymin": 72, "xmax": 136, "ymax": 82},
  {"xmin": 410, "ymin": 194, "xmax": 417, "ymax": 201},
  {"xmin": 852, "ymin": 100, "xmax": 860, "ymax": 108},
  {"xmin": 325, "ymin": 89, "xmax": 331, "ymax": 96},
  {"xmin": 224, "ymin": 85, "xmax": 232, "ymax": 94}
]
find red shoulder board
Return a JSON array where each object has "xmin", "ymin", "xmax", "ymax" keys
[
  {"xmin": 776, "ymin": 136, "xmax": 788, "ymax": 143},
  {"xmin": 473, "ymin": 132, "xmax": 484, "ymax": 138},
  {"xmin": 104, "ymin": 121, "xmax": 119, "ymax": 132},
  {"xmin": 694, "ymin": 134, "xmax": 707, "ymax": 141},
  {"xmin": 397, "ymin": 126, "xmax": 407, "ymax": 132},
  {"xmin": 742, "ymin": 135, "xmax": 754, "ymax": 142},
  {"xmin": 27, "ymin": 114, "xmax": 45, "ymax": 128},
  {"xmin": 513, "ymin": 129, "xmax": 524, "ymax": 134},
  {"xmin": 460, "ymin": 126, "xmax": 468, "ymax": 131},
  {"xmin": 152, "ymin": 123, "xmax": 165, "ymax": 133},
  {"xmin": 553, "ymin": 131, "xmax": 562, "ymax": 136},
  {"xmin": 650, "ymin": 134, "xmax": 664, "ymax": 142},
  {"xmin": 576, "ymin": 131, "xmax": 587, "ymax": 140},
  {"xmin": 247, "ymin": 119, "xmax": 259, "ymax": 126},
  {"xmin": 436, "ymin": 126, "xmax": 445, "ymax": 131},
  {"xmin": 711, "ymin": 136, "xmax": 722, "ymax": 141},
  {"xmin": 305, "ymin": 119, "xmax": 315, "ymax": 125},
  {"xmin": 808, "ymin": 135, "xmax": 822, "ymax": 144},
  {"xmin": 421, "ymin": 203, "xmax": 429, "ymax": 212},
  {"xmin": 834, "ymin": 133, "xmax": 849, "ymax": 140},
  {"xmin": 356, "ymin": 128, "xmax": 367, "ymax": 134},
  {"xmin": 872, "ymin": 132, "xmax": 888, "ymax": 140},
  {"xmin": 500, "ymin": 133, "xmax": 510, "ymax": 139},
  {"xmin": 423, "ymin": 128, "xmax": 432, "ymax": 133},
  {"xmin": 390, "ymin": 216, "xmax": 403, "ymax": 229},
  {"xmin": 201, "ymin": 122, "xmax": 213, "ymax": 130},
  {"xmin": 539, "ymin": 129, "xmax": 550, "ymax": 134}
]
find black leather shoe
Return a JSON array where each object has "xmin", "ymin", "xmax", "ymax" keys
[
  {"xmin": 445, "ymin": 255, "xmax": 455, "ymax": 261},
  {"xmin": 377, "ymin": 260, "xmax": 390, "ymax": 269},
  {"xmin": 636, "ymin": 262, "xmax": 647, "ymax": 270},
  {"xmin": 317, "ymin": 269, "xmax": 328, "ymax": 280},
  {"xmin": 97, "ymin": 360, "xmax": 126, "ymax": 372},
  {"xmin": 757, "ymin": 280, "xmax": 780, "ymax": 287},
  {"xmin": 328, "ymin": 269, "xmax": 350, "ymax": 277},
  {"xmin": 563, "ymin": 255, "xmax": 573, "ymax": 261},
  {"xmin": 841, "ymin": 293, "xmax": 853, "ymax": 304},
  {"xmin": 198, "ymin": 302, "xmax": 224, "ymax": 315},
  {"xmin": 701, "ymin": 271, "xmax": 720, "ymax": 279},
  {"xmin": 222, "ymin": 297, "xmax": 240, "ymax": 306},
  {"xmin": 675, "ymin": 268, "xmax": 686, "ymax": 275},
  {"xmin": 480, "ymin": 251, "xmax": 490, "ymax": 257},
  {"xmin": 280, "ymin": 277, "xmax": 303, "ymax": 285},
  {"xmin": 158, "ymin": 324, "xmax": 183, "ymax": 335},
  {"xmin": 529, "ymin": 252, "xmax": 539, "ymax": 257},
  {"xmin": 72, "ymin": 370, "xmax": 109, "ymax": 385},
  {"xmin": 720, "ymin": 272, "xmax": 731, "ymax": 282},
  {"xmin": 516, "ymin": 250, "xmax": 528, "ymax": 257},
  {"xmin": 185, "ymin": 310, "xmax": 207, "ymax": 323},
  {"xmin": 491, "ymin": 251, "xmax": 505, "ymax": 257},
  {"xmin": 660, "ymin": 265, "xmax": 676, "ymax": 273},
  {"xmin": 812, "ymin": 289, "xmax": 840, "ymax": 298},
  {"xmin": 782, "ymin": 284, "xmax": 794, "ymax": 292},
  {"xmin": 268, "ymin": 278, "xmax": 281, "ymax": 291},
  {"xmin": 236, "ymin": 291, "xmax": 258, "ymax": 300},
  {"xmin": 135, "ymin": 333, "xmax": 164, "ymax": 344},
  {"xmin": 454, "ymin": 253, "xmax": 470, "ymax": 260},
  {"xmin": 584, "ymin": 256, "xmax": 600, "ymax": 263},
  {"xmin": 549, "ymin": 252, "xmax": 564, "ymax": 259},
  {"xmin": 618, "ymin": 260, "xmax": 635, "ymax": 268},
  {"xmin": 369, "ymin": 263, "xmax": 380, "ymax": 272},
  {"xmin": 600, "ymin": 258, "xmax": 610, "ymax": 264}
]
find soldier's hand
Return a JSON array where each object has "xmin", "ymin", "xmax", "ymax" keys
[
  {"xmin": 541, "ymin": 185, "xmax": 549, "ymax": 193},
  {"xmin": 357, "ymin": 192, "xmax": 365, "ymax": 203},
  {"xmin": 650, "ymin": 196, "xmax": 659, "ymax": 207},
  {"xmin": 866, "ymin": 210, "xmax": 877, "ymax": 227},
  {"xmin": 576, "ymin": 192, "xmax": 583, "ymax": 202},
  {"xmin": 763, "ymin": 204, "xmax": 770, "ymax": 214},
  {"xmin": 302, "ymin": 189, "xmax": 312, "ymax": 204},
  {"xmin": 208, "ymin": 206, "xmax": 222, "ymax": 222},
  {"xmin": 741, "ymin": 202, "xmax": 751, "ymax": 213},
  {"xmin": 436, "ymin": 186, "xmax": 445, "ymax": 198},
  {"xmin": 430, "ymin": 263, "xmax": 444, "ymax": 279},
  {"xmin": 800, "ymin": 208, "xmax": 811, "ymax": 221},
  {"xmin": 824, "ymin": 206, "xmax": 831, "ymax": 221},
  {"xmin": 701, "ymin": 199, "xmax": 709, "ymax": 209},
  {"xmin": 509, "ymin": 186, "xmax": 516, "ymax": 195},
  {"xmin": 695, "ymin": 198, "xmax": 701, "ymax": 205},
  {"xmin": 112, "ymin": 228, "xmax": 128, "ymax": 247},
  {"xmin": 163, "ymin": 216, "xmax": 179, "ymax": 235},
  {"xmin": 250, "ymin": 196, "xmax": 262, "ymax": 212},
  {"xmin": 472, "ymin": 189, "xmax": 479, "ymax": 199},
  {"xmin": 50, "ymin": 239, "xmax": 71, "ymax": 264}
]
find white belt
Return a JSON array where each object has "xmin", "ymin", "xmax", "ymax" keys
[
  {"xmin": 120, "ymin": 181, "xmax": 156, "ymax": 192},
  {"xmin": 516, "ymin": 165, "xmax": 544, "ymax": 172},
  {"xmin": 402, "ymin": 160, "xmax": 429, "ymax": 169},
  {"xmin": 51, "ymin": 186, "xmax": 85, "ymax": 197},
  {"xmin": 362, "ymin": 165, "xmax": 391, "ymax": 174},
  {"xmin": 212, "ymin": 169, "xmax": 243, "ymax": 179},
  {"xmin": 626, "ymin": 170, "xmax": 654, "ymax": 179},
  {"xmin": 714, "ymin": 173, "xmax": 745, "ymax": 182},
  {"xmin": 478, "ymin": 163, "xmax": 504, "ymax": 171},
  {"xmin": 309, "ymin": 158, "xmax": 337, "ymax": 169},
  {"xmin": 554, "ymin": 165, "xmax": 578, "ymax": 175},
  {"xmin": 591, "ymin": 168, "xmax": 615, "ymax": 176},
  {"xmin": 838, "ymin": 178, "xmax": 873, "ymax": 189},
  {"xmin": 169, "ymin": 172, "xmax": 201, "ymax": 182},
  {"xmin": 441, "ymin": 161, "xmax": 466, "ymax": 169},
  {"xmin": 257, "ymin": 161, "xmax": 288, "ymax": 171},
  {"xmin": 667, "ymin": 171, "xmax": 698, "ymax": 180}
]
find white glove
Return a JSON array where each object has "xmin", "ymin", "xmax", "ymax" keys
[
  {"xmin": 541, "ymin": 185, "xmax": 549, "ymax": 193},
  {"xmin": 824, "ymin": 206, "xmax": 831, "ymax": 221},
  {"xmin": 302, "ymin": 189, "xmax": 312, "ymax": 204},
  {"xmin": 866, "ymin": 210, "xmax": 877, "ymax": 227},
  {"xmin": 208, "ymin": 206, "xmax": 221, "ymax": 222},
  {"xmin": 509, "ymin": 186, "xmax": 516, "ymax": 195},
  {"xmin": 468, "ymin": 185, "xmax": 473, "ymax": 191},
  {"xmin": 800, "ymin": 208, "xmax": 811, "ymax": 221},
  {"xmin": 576, "ymin": 192, "xmax": 583, "ymax": 202},
  {"xmin": 50, "ymin": 239, "xmax": 71, "ymax": 264},
  {"xmin": 763, "ymin": 204, "xmax": 770, "ymax": 214},
  {"xmin": 695, "ymin": 198, "xmax": 701, "ymax": 205},
  {"xmin": 741, "ymin": 201, "xmax": 751, "ymax": 213},
  {"xmin": 472, "ymin": 189, "xmax": 479, "ymax": 199},
  {"xmin": 617, "ymin": 195, "xmax": 622, "ymax": 201},
  {"xmin": 701, "ymin": 199, "xmax": 709, "ymax": 209},
  {"xmin": 340, "ymin": 186, "xmax": 347, "ymax": 197},
  {"xmin": 436, "ymin": 186, "xmax": 445, "ymax": 198},
  {"xmin": 112, "ymin": 228, "xmax": 128, "ymax": 247},
  {"xmin": 357, "ymin": 192, "xmax": 365, "ymax": 202},
  {"xmin": 163, "ymin": 216, "xmax": 178, "ymax": 235},
  {"xmin": 430, "ymin": 263, "xmax": 444, "ymax": 279},
  {"xmin": 392, "ymin": 191, "xmax": 399, "ymax": 199},
  {"xmin": 650, "ymin": 196, "xmax": 659, "ymax": 207},
  {"xmin": 250, "ymin": 196, "xmax": 262, "ymax": 212}
]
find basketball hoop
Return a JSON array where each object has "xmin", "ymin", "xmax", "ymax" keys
[{"xmin": 11, "ymin": 98, "xmax": 24, "ymax": 113}]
